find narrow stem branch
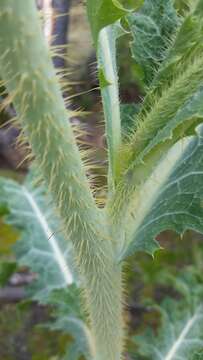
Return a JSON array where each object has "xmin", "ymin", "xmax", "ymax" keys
[{"xmin": 98, "ymin": 25, "xmax": 122, "ymax": 191}]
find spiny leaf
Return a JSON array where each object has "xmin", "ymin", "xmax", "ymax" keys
[
  {"xmin": 133, "ymin": 271, "xmax": 203, "ymax": 360},
  {"xmin": 86, "ymin": 0, "xmax": 143, "ymax": 46},
  {"xmin": 145, "ymin": 4, "xmax": 203, "ymax": 104},
  {"xmin": 120, "ymin": 124, "xmax": 203, "ymax": 258},
  {"xmin": 0, "ymin": 174, "xmax": 89, "ymax": 359},
  {"xmin": 126, "ymin": 4, "xmax": 203, "ymax": 170},
  {"xmin": 127, "ymin": 0, "xmax": 179, "ymax": 87},
  {"xmin": 116, "ymin": 4, "xmax": 203, "ymax": 258},
  {"xmin": 125, "ymin": 11, "xmax": 203, "ymax": 177},
  {"xmin": 132, "ymin": 83, "xmax": 203, "ymax": 172},
  {"xmin": 0, "ymin": 174, "xmax": 75, "ymax": 301}
]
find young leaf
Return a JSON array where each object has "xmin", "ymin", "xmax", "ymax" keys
[
  {"xmin": 0, "ymin": 175, "xmax": 75, "ymax": 301},
  {"xmin": 127, "ymin": 0, "xmax": 179, "ymax": 86},
  {"xmin": 112, "ymin": 7, "xmax": 203, "ymax": 242},
  {"xmin": 125, "ymin": 5, "xmax": 203, "ymax": 172},
  {"xmin": 120, "ymin": 124, "xmax": 203, "ymax": 259}
]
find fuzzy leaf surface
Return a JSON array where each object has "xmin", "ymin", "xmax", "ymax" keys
[
  {"xmin": 0, "ymin": 175, "xmax": 75, "ymax": 301},
  {"xmin": 127, "ymin": 7, "xmax": 203, "ymax": 172},
  {"xmin": 0, "ymin": 172, "xmax": 90, "ymax": 360},
  {"xmin": 120, "ymin": 124, "xmax": 203, "ymax": 258},
  {"xmin": 120, "ymin": 103, "xmax": 140, "ymax": 136},
  {"xmin": 135, "ymin": 85, "xmax": 203, "ymax": 168},
  {"xmin": 127, "ymin": 0, "xmax": 179, "ymax": 86}
]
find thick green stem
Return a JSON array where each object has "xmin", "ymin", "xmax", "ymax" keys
[{"xmin": 0, "ymin": 1, "xmax": 123, "ymax": 359}]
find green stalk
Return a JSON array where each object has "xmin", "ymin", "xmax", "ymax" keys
[
  {"xmin": 98, "ymin": 25, "xmax": 122, "ymax": 191},
  {"xmin": 0, "ymin": 1, "xmax": 123, "ymax": 359}
]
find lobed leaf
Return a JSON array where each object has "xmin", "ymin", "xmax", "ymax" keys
[
  {"xmin": 120, "ymin": 124, "xmax": 203, "ymax": 258},
  {"xmin": 133, "ymin": 272, "xmax": 203, "ymax": 360},
  {"xmin": 0, "ymin": 174, "xmax": 75, "ymax": 301},
  {"xmin": 112, "ymin": 3, "xmax": 203, "ymax": 257}
]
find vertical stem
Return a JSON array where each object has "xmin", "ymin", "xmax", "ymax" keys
[{"xmin": 0, "ymin": 1, "xmax": 124, "ymax": 359}]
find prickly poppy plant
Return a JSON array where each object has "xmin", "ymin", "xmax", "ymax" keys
[{"xmin": 1, "ymin": 1, "xmax": 203, "ymax": 359}]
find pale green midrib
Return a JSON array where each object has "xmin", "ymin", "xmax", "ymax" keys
[
  {"xmin": 22, "ymin": 185, "xmax": 74, "ymax": 285},
  {"xmin": 5, "ymin": 182, "xmax": 73, "ymax": 285},
  {"xmin": 164, "ymin": 306, "xmax": 203, "ymax": 360},
  {"xmin": 120, "ymin": 136, "xmax": 192, "ymax": 258},
  {"xmin": 0, "ymin": 2, "xmax": 124, "ymax": 360}
]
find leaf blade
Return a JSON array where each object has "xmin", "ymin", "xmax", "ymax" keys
[
  {"xmin": 0, "ymin": 175, "xmax": 75, "ymax": 301},
  {"xmin": 134, "ymin": 272, "xmax": 203, "ymax": 360},
  {"xmin": 86, "ymin": 0, "xmax": 142, "ymax": 45},
  {"xmin": 127, "ymin": 0, "xmax": 179, "ymax": 86},
  {"xmin": 120, "ymin": 124, "xmax": 203, "ymax": 259}
]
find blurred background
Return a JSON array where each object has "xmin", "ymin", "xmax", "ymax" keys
[{"xmin": 0, "ymin": 1, "xmax": 203, "ymax": 359}]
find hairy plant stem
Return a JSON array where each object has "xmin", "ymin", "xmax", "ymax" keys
[{"xmin": 0, "ymin": 1, "xmax": 123, "ymax": 359}]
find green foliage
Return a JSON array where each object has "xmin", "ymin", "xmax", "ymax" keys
[
  {"xmin": 120, "ymin": 124, "xmax": 203, "ymax": 258},
  {"xmin": 110, "ymin": 1, "xmax": 203, "ymax": 259},
  {"xmin": 0, "ymin": 260, "xmax": 16, "ymax": 286},
  {"xmin": 97, "ymin": 22, "xmax": 127, "ymax": 185},
  {"xmin": 0, "ymin": 174, "xmax": 75, "ymax": 301},
  {"xmin": 1, "ymin": 0, "xmax": 203, "ymax": 360},
  {"xmin": 133, "ymin": 271, "xmax": 203, "ymax": 360},
  {"xmin": 86, "ymin": 0, "xmax": 143, "ymax": 45},
  {"xmin": 127, "ymin": 0, "xmax": 179, "ymax": 87},
  {"xmin": 120, "ymin": 103, "xmax": 140, "ymax": 135},
  {"xmin": 0, "ymin": 174, "xmax": 90, "ymax": 359}
]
